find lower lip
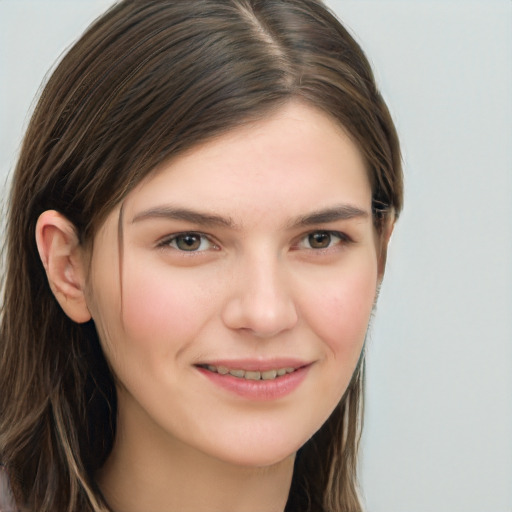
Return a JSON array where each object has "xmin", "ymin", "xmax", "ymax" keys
[{"xmin": 196, "ymin": 365, "xmax": 310, "ymax": 401}]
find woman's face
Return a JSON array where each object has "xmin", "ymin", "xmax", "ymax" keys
[{"xmin": 86, "ymin": 101, "xmax": 383, "ymax": 467}]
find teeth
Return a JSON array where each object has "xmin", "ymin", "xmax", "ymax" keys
[
  {"xmin": 204, "ymin": 365, "xmax": 297, "ymax": 380},
  {"xmin": 261, "ymin": 369, "xmax": 277, "ymax": 380}
]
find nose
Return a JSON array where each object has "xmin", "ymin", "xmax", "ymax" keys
[{"xmin": 221, "ymin": 254, "xmax": 298, "ymax": 338}]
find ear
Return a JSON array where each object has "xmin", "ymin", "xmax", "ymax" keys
[
  {"xmin": 377, "ymin": 216, "xmax": 395, "ymax": 283},
  {"xmin": 35, "ymin": 210, "xmax": 92, "ymax": 323}
]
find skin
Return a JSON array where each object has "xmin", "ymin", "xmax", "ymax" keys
[{"xmin": 36, "ymin": 101, "xmax": 390, "ymax": 512}]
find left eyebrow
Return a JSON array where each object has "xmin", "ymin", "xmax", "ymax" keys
[{"xmin": 287, "ymin": 205, "xmax": 369, "ymax": 229}]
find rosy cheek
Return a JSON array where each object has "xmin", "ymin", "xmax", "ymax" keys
[
  {"xmin": 305, "ymin": 267, "xmax": 377, "ymax": 358},
  {"xmin": 119, "ymin": 264, "xmax": 213, "ymax": 350}
]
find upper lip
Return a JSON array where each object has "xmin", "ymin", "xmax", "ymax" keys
[{"xmin": 195, "ymin": 358, "xmax": 311, "ymax": 372}]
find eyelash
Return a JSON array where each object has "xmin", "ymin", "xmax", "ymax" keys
[
  {"xmin": 158, "ymin": 232, "xmax": 217, "ymax": 252},
  {"xmin": 294, "ymin": 230, "xmax": 352, "ymax": 251},
  {"xmin": 157, "ymin": 230, "xmax": 351, "ymax": 253}
]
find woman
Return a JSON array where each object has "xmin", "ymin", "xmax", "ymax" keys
[{"xmin": 0, "ymin": 1, "xmax": 402, "ymax": 511}]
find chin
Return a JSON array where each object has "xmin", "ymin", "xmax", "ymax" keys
[
  {"xmin": 220, "ymin": 449, "xmax": 296, "ymax": 469},
  {"xmin": 205, "ymin": 432, "xmax": 304, "ymax": 469}
]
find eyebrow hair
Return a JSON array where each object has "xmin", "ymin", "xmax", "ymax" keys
[
  {"xmin": 131, "ymin": 203, "xmax": 369, "ymax": 230},
  {"xmin": 131, "ymin": 206, "xmax": 237, "ymax": 228},
  {"xmin": 287, "ymin": 205, "xmax": 369, "ymax": 228}
]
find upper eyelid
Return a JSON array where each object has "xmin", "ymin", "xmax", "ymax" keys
[
  {"xmin": 292, "ymin": 230, "xmax": 353, "ymax": 251},
  {"xmin": 155, "ymin": 229, "xmax": 352, "ymax": 249},
  {"xmin": 297, "ymin": 229, "xmax": 351, "ymax": 242},
  {"xmin": 157, "ymin": 231, "xmax": 217, "ymax": 248}
]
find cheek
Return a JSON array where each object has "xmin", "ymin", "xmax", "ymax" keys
[
  {"xmin": 302, "ymin": 259, "xmax": 378, "ymax": 360},
  {"xmin": 119, "ymin": 260, "xmax": 216, "ymax": 350}
]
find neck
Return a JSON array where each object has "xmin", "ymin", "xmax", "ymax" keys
[{"xmin": 96, "ymin": 399, "xmax": 295, "ymax": 512}]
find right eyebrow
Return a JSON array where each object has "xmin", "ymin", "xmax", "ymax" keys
[{"xmin": 130, "ymin": 206, "xmax": 238, "ymax": 229}]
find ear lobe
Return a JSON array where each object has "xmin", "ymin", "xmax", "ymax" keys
[{"xmin": 35, "ymin": 210, "xmax": 92, "ymax": 323}]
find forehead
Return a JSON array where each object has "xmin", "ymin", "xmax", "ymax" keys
[{"xmin": 124, "ymin": 101, "xmax": 371, "ymax": 225}]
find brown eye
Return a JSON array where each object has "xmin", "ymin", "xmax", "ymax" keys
[
  {"xmin": 176, "ymin": 234, "xmax": 201, "ymax": 251},
  {"xmin": 307, "ymin": 231, "xmax": 332, "ymax": 249},
  {"xmin": 167, "ymin": 233, "xmax": 212, "ymax": 251}
]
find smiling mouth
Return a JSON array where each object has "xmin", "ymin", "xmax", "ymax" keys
[{"xmin": 197, "ymin": 364, "xmax": 298, "ymax": 381}]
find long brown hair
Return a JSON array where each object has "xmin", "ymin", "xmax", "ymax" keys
[{"xmin": 0, "ymin": 1, "xmax": 403, "ymax": 510}]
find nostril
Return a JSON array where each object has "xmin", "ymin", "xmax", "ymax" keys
[
  {"xmin": 221, "ymin": 295, "xmax": 298, "ymax": 338},
  {"xmin": 220, "ymin": 261, "xmax": 298, "ymax": 336}
]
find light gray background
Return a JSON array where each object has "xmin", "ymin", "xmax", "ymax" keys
[{"xmin": 1, "ymin": 1, "xmax": 511, "ymax": 511}]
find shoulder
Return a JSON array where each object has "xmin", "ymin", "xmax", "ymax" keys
[{"xmin": 0, "ymin": 466, "xmax": 18, "ymax": 512}]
